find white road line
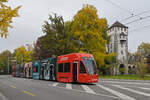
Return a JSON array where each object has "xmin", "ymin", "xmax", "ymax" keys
[
  {"xmin": 81, "ymin": 85, "xmax": 96, "ymax": 94},
  {"xmin": 102, "ymin": 81, "xmax": 150, "ymax": 85},
  {"xmin": 139, "ymin": 87, "xmax": 150, "ymax": 91},
  {"xmin": 66, "ymin": 83, "xmax": 72, "ymax": 89},
  {"xmin": 97, "ymin": 84, "xmax": 136, "ymax": 100},
  {"xmin": 113, "ymin": 85, "xmax": 150, "ymax": 97},
  {"xmin": 0, "ymin": 92, "xmax": 8, "ymax": 100},
  {"xmin": 52, "ymin": 83, "xmax": 58, "ymax": 87},
  {"xmin": 48, "ymin": 83, "xmax": 119, "ymax": 99}
]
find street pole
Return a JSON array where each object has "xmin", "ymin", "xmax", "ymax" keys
[{"xmin": 8, "ymin": 56, "xmax": 9, "ymax": 74}]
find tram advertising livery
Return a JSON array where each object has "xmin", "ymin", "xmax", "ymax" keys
[
  {"xmin": 11, "ymin": 64, "xmax": 16, "ymax": 77},
  {"xmin": 41, "ymin": 58, "xmax": 57, "ymax": 81},
  {"xmin": 12, "ymin": 53, "xmax": 98, "ymax": 83},
  {"xmin": 32, "ymin": 60, "xmax": 40, "ymax": 79}
]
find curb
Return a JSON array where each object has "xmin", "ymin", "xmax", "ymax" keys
[{"xmin": 99, "ymin": 78, "xmax": 150, "ymax": 83}]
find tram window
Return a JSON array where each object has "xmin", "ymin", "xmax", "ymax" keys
[
  {"xmin": 58, "ymin": 63, "xmax": 63, "ymax": 72},
  {"xmin": 64, "ymin": 63, "xmax": 70, "ymax": 73},
  {"xmin": 36, "ymin": 66, "xmax": 38, "ymax": 72},
  {"xmin": 80, "ymin": 61, "xmax": 86, "ymax": 73},
  {"xmin": 33, "ymin": 67, "xmax": 36, "ymax": 72},
  {"xmin": 20, "ymin": 68, "xmax": 23, "ymax": 72}
]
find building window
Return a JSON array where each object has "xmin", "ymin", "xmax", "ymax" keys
[
  {"xmin": 123, "ymin": 35, "xmax": 125, "ymax": 38},
  {"xmin": 64, "ymin": 62, "xmax": 70, "ymax": 73},
  {"xmin": 80, "ymin": 61, "xmax": 86, "ymax": 73},
  {"xmin": 121, "ymin": 50, "xmax": 123, "ymax": 55},
  {"xmin": 124, "ymin": 28, "xmax": 126, "ymax": 31},
  {"xmin": 121, "ymin": 43, "xmax": 123, "ymax": 47},
  {"xmin": 58, "ymin": 63, "xmax": 63, "ymax": 72},
  {"xmin": 118, "ymin": 27, "xmax": 120, "ymax": 30}
]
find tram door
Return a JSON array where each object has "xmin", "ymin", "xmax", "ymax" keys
[
  {"xmin": 73, "ymin": 61, "xmax": 78, "ymax": 82},
  {"xmin": 49, "ymin": 65, "xmax": 54, "ymax": 80},
  {"xmin": 40, "ymin": 65, "xmax": 45, "ymax": 79},
  {"xmin": 26, "ymin": 67, "xmax": 29, "ymax": 78},
  {"xmin": 44, "ymin": 65, "xmax": 50, "ymax": 80},
  {"xmin": 44, "ymin": 61, "xmax": 50, "ymax": 80}
]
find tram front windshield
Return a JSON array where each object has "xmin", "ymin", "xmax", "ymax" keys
[{"xmin": 82, "ymin": 57, "xmax": 97, "ymax": 75}]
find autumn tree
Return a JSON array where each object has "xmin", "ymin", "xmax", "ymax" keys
[
  {"xmin": 137, "ymin": 59, "xmax": 147, "ymax": 78},
  {"xmin": 137, "ymin": 42, "xmax": 150, "ymax": 73},
  {"xmin": 26, "ymin": 44, "xmax": 34, "ymax": 61},
  {"xmin": 70, "ymin": 4, "xmax": 114, "ymax": 74},
  {"xmin": 14, "ymin": 45, "xmax": 33, "ymax": 64},
  {"xmin": 138, "ymin": 42, "xmax": 150, "ymax": 57},
  {"xmin": 0, "ymin": 0, "xmax": 21, "ymax": 38}
]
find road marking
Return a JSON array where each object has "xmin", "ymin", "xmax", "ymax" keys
[
  {"xmin": 66, "ymin": 83, "xmax": 72, "ymax": 89},
  {"xmin": 23, "ymin": 91, "xmax": 35, "ymax": 96},
  {"xmin": 81, "ymin": 85, "xmax": 96, "ymax": 94},
  {"xmin": 97, "ymin": 84, "xmax": 136, "ymax": 100},
  {"xmin": 103, "ymin": 81, "xmax": 150, "ymax": 85},
  {"xmin": 113, "ymin": 85, "xmax": 150, "ymax": 97},
  {"xmin": 49, "ymin": 83, "xmax": 119, "ymax": 99},
  {"xmin": 10, "ymin": 85, "xmax": 16, "ymax": 88},
  {"xmin": 139, "ymin": 87, "xmax": 150, "ymax": 91},
  {"xmin": 52, "ymin": 83, "xmax": 58, "ymax": 87},
  {"xmin": 0, "ymin": 92, "xmax": 8, "ymax": 100}
]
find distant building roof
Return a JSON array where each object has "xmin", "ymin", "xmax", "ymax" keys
[{"xmin": 108, "ymin": 21, "xmax": 128, "ymax": 30}]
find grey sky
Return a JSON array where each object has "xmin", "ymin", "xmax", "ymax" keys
[{"xmin": 0, "ymin": 0, "xmax": 150, "ymax": 53}]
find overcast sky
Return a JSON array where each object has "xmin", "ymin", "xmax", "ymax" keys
[{"xmin": 0, "ymin": 0, "xmax": 150, "ymax": 53}]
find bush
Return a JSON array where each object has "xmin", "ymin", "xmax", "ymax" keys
[{"xmin": 137, "ymin": 62, "xmax": 147, "ymax": 78}]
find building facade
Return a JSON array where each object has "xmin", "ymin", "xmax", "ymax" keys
[{"xmin": 107, "ymin": 21, "xmax": 128, "ymax": 74}]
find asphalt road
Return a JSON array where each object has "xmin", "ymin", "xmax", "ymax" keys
[{"xmin": 0, "ymin": 75, "xmax": 150, "ymax": 100}]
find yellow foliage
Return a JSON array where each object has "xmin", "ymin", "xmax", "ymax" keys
[
  {"xmin": 0, "ymin": 0, "xmax": 21, "ymax": 38},
  {"xmin": 14, "ymin": 45, "xmax": 33, "ymax": 64},
  {"xmin": 71, "ymin": 4, "xmax": 109, "ymax": 67}
]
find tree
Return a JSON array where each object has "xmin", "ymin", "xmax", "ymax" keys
[
  {"xmin": 137, "ymin": 42, "xmax": 150, "ymax": 73},
  {"xmin": 0, "ymin": 50, "xmax": 11, "ymax": 71},
  {"xmin": 34, "ymin": 14, "xmax": 75, "ymax": 60},
  {"xmin": 134, "ymin": 49, "xmax": 148, "ymax": 78},
  {"xmin": 137, "ymin": 60, "xmax": 147, "ymax": 78},
  {"xmin": 14, "ymin": 45, "xmax": 33, "ymax": 64},
  {"xmin": 33, "ymin": 35, "xmax": 48, "ymax": 60},
  {"xmin": 138, "ymin": 42, "xmax": 150, "ymax": 57},
  {"xmin": 70, "ymin": 4, "xmax": 113, "ymax": 73},
  {"xmin": 34, "ymin": 5, "xmax": 115, "ymax": 75},
  {"xmin": 0, "ymin": 0, "xmax": 21, "ymax": 38}
]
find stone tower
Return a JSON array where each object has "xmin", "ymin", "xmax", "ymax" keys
[{"xmin": 107, "ymin": 21, "xmax": 128, "ymax": 74}]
